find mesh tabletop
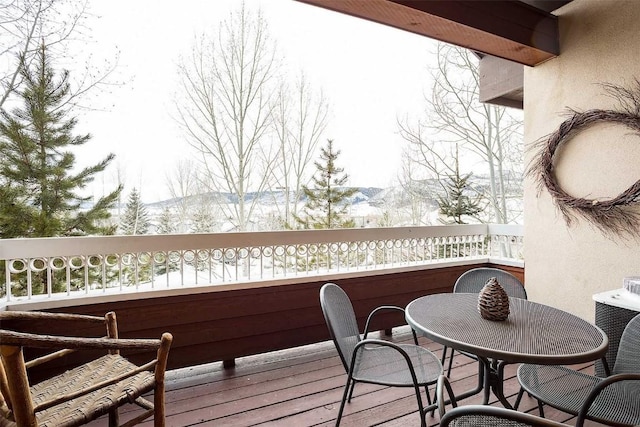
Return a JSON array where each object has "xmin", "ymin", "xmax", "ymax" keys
[{"xmin": 406, "ymin": 293, "xmax": 608, "ymax": 365}]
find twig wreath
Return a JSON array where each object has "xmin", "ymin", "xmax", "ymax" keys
[{"xmin": 529, "ymin": 79, "xmax": 640, "ymax": 238}]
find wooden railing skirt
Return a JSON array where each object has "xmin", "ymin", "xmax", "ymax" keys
[{"xmin": 5, "ymin": 263, "xmax": 523, "ymax": 382}]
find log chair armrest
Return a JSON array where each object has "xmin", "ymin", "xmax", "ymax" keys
[
  {"xmin": 0, "ymin": 329, "xmax": 162, "ymax": 351},
  {"xmin": 0, "ymin": 311, "xmax": 106, "ymax": 323}
]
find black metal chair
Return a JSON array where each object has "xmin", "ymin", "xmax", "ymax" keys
[
  {"xmin": 439, "ymin": 405, "xmax": 571, "ymax": 427},
  {"xmin": 516, "ymin": 313, "xmax": 640, "ymax": 426},
  {"xmin": 437, "ymin": 375, "xmax": 569, "ymax": 427},
  {"xmin": 319, "ymin": 282, "xmax": 442, "ymax": 427},
  {"xmin": 443, "ymin": 267, "xmax": 527, "ymax": 376}
]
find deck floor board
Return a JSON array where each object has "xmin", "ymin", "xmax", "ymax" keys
[{"xmin": 87, "ymin": 327, "xmax": 607, "ymax": 426}]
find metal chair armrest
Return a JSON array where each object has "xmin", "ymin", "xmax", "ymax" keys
[
  {"xmin": 363, "ymin": 305, "xmax": 404, "ymax": 337},
  {"xmin": 575, "ymin": 372, "xmax": 640, "ymax": 427},
  {"xmin": 436, "ymin": 374, "xmax": 458, "ymax": 417},
  {"xmin": 363, "ymin": 306, "xmax": 419, "ymax": 344}
]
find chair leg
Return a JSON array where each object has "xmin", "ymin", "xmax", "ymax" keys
[
  {"xmin": 108, "ymin": 408, "xmax": 119, "ymax": 427},
  {"xmin": 425, "ymin": 384, "xmax": 436, "ymax": 417},
  {"xmin": 440, "ymin": 346, "xmax": 449, "ymax": 367},
  {"xmin": 412, "ymin": 383, "xmax": 427, "ymax": 427},
  {"xmin": 537, "ymin": 400, "xmax": 545, "ymax": 418},
  {"xmin": 446, "ymin": 349, "xmax": 455, "ymax": 377},
  {"xmin": 155, "ymin": 382, "xmax": 165, "ymax": 427},
  {"xmin": 514, "ymin": 387, "xmax": 525, "ymax": 410},
  {"xmin": 336, "ymin": 377, "xmax": 352, "ymax": 427},
  {"xmin": 424, "ymin": 385, "xmax": 432, "ymax": 406},
  {"xmin": 411, "ymin": 329, "xmax": 420, "ymax": 346},
  {"xmin": 347, "ymin": 379, "xmax": 356, "ymax": 402},
  {"xmin": 441, "ymin": 346, "xmax": 456, "ymax": 377}
]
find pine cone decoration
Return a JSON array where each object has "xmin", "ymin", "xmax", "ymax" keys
[{"xmin": 477, "ymin": 277, "xmax": 510, "ymax": 321}]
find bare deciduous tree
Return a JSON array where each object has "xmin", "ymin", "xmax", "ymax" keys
[
  {"xmin": 164, "ymin": 159, "xmax": 200, "ymax": 233},
  {"xmin": 271, "ymin": 72, "xmax": 328, "ymax": 227},
  {"xmin": 397, "ymin": 150, "xmax": 438, "ymax": 225},
  {"xmin": 398, "ymin": 43, "xmax": 523, "ymax": 224},
  {"xmin": 0, "ymin": 0, "xmax": 119, "ymax": 110},
  {"xmin": 175, "ymin": 3, "xmax": 279, "ymax": 232}
]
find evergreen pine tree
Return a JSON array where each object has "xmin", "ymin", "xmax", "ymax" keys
[
  {"xmin": 294, "ymin": 139, "xmax": 358, "ymax": 230},
  {"xmin": 157, "ymin": 206, "xmax": 176, "ymax": 234},
  {"xmin": 437, "ymin": 173, "xmax": 483, "ymax": 225},
  {"xmin": 120, "ymin": 188, "xmax": 150, "ymax": 235},
  {"xmin": 0, "ymin": 184, "xmax": 38, "ymax": 239},
  {"xmin": 190, "ymin": 201, "xmax": 216, "ymax": 233},
  {"xmin": 155, "ymin": 206, "xmax": 180, "ymax": 276},
  {"xmin": 0, "ymin": 42, "xmax": 121, "ymax": 239},
  {"xmin": 183, "ymin": 204, "xmax": 217, "ymax": 271},
  {"xmin": 119, "ymin": 188, "xmax": 152, "ymax": 284},
  {"xmin": 436, "ymin": 169, "xmax": 484, "ymax": 259},
  {"xmin": 290, "ymin": 139, "xmax": 358, "ymax": 271},
  {"xmin": 0, "ymin": 42, "xmax": 121, "ymax": 296}
]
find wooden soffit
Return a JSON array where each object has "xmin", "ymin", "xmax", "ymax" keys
[{"xmin": 295, "ymin": 0, "xmax": 560, "ymax": 66}]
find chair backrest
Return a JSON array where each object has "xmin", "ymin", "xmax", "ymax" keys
[
  {"xmin": 319, "ymin": 283, "xmax": 362, "ymax": 372},
  {"xmin": 453, "ymin": 267, "xmax": 527, "ymax": 299},
  {"xmin": 440, "ymin": 405, "xmax": 570, "ymax": 427},
  {"xmin": 613, "ymin": 313, "xmax": 640, "ymax": 374}
]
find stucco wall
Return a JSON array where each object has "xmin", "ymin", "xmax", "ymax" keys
[{"xmin": 524, "ymin": 0, "xmax": 640, "ymax": 321}]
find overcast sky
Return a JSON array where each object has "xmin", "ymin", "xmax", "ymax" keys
[{"xmin": 74, "ymin": 0, "xmax": 438, "ymax": 202}]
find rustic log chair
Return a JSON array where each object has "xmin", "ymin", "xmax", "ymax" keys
[{"xmin": 0, "ymin": 311, "xmax": 173, "ymax": 427}]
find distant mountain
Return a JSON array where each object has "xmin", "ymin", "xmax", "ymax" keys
[{"xmin": 145, "ymin": 187, "xmax": 385, "ymax": 208}]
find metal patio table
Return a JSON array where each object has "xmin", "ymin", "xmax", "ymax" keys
[{"xmin": 405, "ymin": 293, "xmax": 608, "ymax": 409}]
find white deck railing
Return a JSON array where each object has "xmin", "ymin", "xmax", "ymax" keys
[{"xmin": 0, "ymin": 224, "xmax": 523, "ymax": 305}]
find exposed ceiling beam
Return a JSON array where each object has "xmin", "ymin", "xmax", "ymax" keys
[
  {"xmin": 295, "ymin": 0, "xmax": 560, "ymax": 66},
  {"xmin": 478, "ymin": 55, "xmax": 524, "ymax": 109}
]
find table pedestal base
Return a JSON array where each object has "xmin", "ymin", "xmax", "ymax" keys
[
  {"xmin": 481, "ymin": 357, "xmax": 513, "ymax": 409},
  {"xmin": 428, "ymin": 357, "xmax": 514, "ymax": 414}
]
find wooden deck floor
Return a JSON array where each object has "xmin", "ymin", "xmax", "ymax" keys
[{"xmin": 89, "ymin": 326, "xmax": 606, "ymax": 426}]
